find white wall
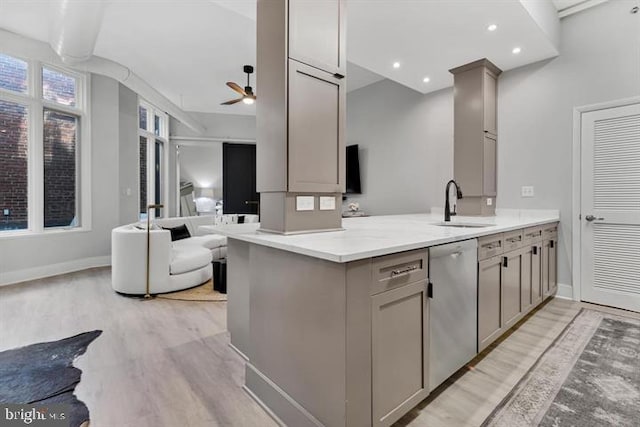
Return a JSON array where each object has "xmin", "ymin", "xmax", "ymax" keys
[
  {"xmin": 118, "ymin": 83, "xmax": 140, "ymax": 225},
  {"xmin": 346, "ymin": 0, "xmax": 640, "ymax": 290},
  {"xmin": 346, "ymin": 82, "xmax": 453, "ymax": 215},
  {"xmin": 1, "ymin": 75, "xmax": 121, "ymax": 284}
]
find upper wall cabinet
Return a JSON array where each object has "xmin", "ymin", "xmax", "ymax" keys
[
  {"xmin": 288, "ymin": 60, "xmax": 345, "ymax": 193},
  {"xmin": 288, "ymin": 0, "xmax": 346, "ymax": 75},
  {"xmin": 450, "ymin": 58, "xmax": 501, "ymax": 216}
]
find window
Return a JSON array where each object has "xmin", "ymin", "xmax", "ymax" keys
[
  {"xmin": 0, "ymin": 52, "xmax": 87, "ymax": 234},
  {"xmin": 138, "ymin": 100, "xmax": 168, "ymax": 219}
]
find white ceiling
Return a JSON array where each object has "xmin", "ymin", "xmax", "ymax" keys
[{"xmin": 0, "ymin": 0, "xmax": 562, "ymax": 116}]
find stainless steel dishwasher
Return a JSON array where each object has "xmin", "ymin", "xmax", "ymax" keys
[{"xmin": 429, "ymin": 238, "xmax": 478, "ymax": 391}]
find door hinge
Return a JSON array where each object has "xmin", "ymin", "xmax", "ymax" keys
[
  {"xmin": 503, "ymin": 256, "xmax": 508, "ymax": 268},
  {"xmin": 427, "ymin": 282, "xmax": 433, "ymax": 299}
]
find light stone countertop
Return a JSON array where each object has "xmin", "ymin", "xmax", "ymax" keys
[{"xmin": 201, "ymin": 209, "xmax": 560, "ymax": 263}]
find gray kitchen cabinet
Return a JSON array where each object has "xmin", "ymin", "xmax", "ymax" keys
[
  {"xmin": 288, "ymin": 0, "xmax": 345, "ymax": 75},
  {"xmin": 521, "ymin": 243, "xmax": 542, "ymax": 311},
  {"xmin": 372, "ymin": 279, "xmax": 429, "ymax": 427},
  {"xmin": 478, "ymin": 255, "xmax": 503, "ymax": 352},
  {"xmin": 288, "ymin": 60, "xmax": 345, "ymax": 193},
  {"xmin": 542, "ymin": 224, "xmax": 558, "ymax": 296},
  {"xmin": 450, "ymin": 59, "xmax": 502, "ymax": 216},
  {"xmin": 483, "ymin": 68, "xmax": 498, "ymax": 136},
  {"xmin": 502, "ymin": 250, "xmax": 522, "ymax": 329}
]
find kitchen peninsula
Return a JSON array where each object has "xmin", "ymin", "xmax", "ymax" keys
[{"xmin": 215, "ymin": 210, "xmax": 560, "ymax": 427}]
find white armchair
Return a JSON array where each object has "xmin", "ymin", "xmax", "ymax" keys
[{"xmin": 111, "ymin": 225, "xmax": 212, "ymax": 295}]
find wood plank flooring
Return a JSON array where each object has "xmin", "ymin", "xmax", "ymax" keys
[{"xmin": 0, "ymin": 268, "xmax": 636, "ymax": 426}]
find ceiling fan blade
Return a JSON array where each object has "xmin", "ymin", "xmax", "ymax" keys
[
  {"xmin": 226, "ymin": 82, "xmax": 247, "ymax": 96},
  {"xmin": 221, "ymin": 98, "xmax": 244, "ymax": 105}
]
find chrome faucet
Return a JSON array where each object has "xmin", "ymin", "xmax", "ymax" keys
[{"xmin": 444, "ymin": 180, "xmax": 463, "ymax": 222}]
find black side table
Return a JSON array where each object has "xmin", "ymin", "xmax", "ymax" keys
[{"xmin": 212, "ymin": 259, "xmax": 227, "ymax": 294}]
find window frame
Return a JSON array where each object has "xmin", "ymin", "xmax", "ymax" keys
[
  {"xmin": 138, "ymin": 99, "xmax": 169, "ymax": 220},
  {"xmin": 0, "ymin": 51, "xmax": 91, "ymax": 238}
]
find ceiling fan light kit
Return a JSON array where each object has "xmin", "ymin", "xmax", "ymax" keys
[{"xmin": 222, "ymin": 64, "xmax": 257, "ymax": 105}]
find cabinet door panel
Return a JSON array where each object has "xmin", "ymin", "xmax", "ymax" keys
[
  {"xmin": 502, "ymin": 252, "xmax": 522, "ymax": 328},
  {"xmin": 532, "ymin": 244, "xmax": 543, "ymax": 304},
  {"xmin": 289, "ymin": 0, "xmax": 345, "ymax": 74},
  {"xmin": 372, "ymin": 280, "xmax": 429, "ymax": 427},
  {"xmin": 288, "ymin": 60, "xmax": 345, "ymax": 192},
  {"xmin": 549, "ymin": 240, "xmax": 557, "ymax": 293},
  {"xmin": 478, "ymin": 257, "xmax": 502, "ymax": 352},
  {"xmin": 521, "ymin": 247, "xmax": 533, "ymax": 312},
  {"xmin": 542, "ymin": 241, "xmax": 551, "ymax": 296},
  {"xmin": 483, "ymin": 70, "xmax": 497, "ymax": 135},
  {"xmin": 483, "ymin": 135, "xmax": 497, "ymax": 197}
]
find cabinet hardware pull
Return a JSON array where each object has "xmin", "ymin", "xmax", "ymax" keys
[
  {"xmin": 503, "ymin": 256, "xmax": 508, "ymax": 268},
  {"xmin": 391, "ymin": 265, "xmax": 418, "ymax": 277},
  {"xmin": 550, "ymin": 240, "xmax": 555, "ymax": 249},
  {"xmin": 482, "ymin": 242, "xmax": 499, "ymax": 249},
  {"xmin": 533, "ymin": 246, "xmax": 538, "ymax": 255},
  {"xmin": 333, "ymin": 73, "xmax": 345, "ymax": 79},
  {"xmin": 427, "ymin": 282, "xmax": 433, "ymax": 299}
]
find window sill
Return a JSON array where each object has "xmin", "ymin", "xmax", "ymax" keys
[{"xmin": 0, "ymin": 227, "xmax": 92, "ymax": 241}]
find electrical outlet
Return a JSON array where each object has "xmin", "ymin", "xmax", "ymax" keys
[
  {"xmin": 295, "ymin": 196, "xmax": 314, "ymax": 211},
  {"xmin": 487, "ymin": 198, "xmax": 493, "ymax": 206},
  {"xmin": 3, "ymin": 209, "xmax": 9, "ymax": 216},
  {"xmin": 521, "ymin": 186, "xmax": 535, "ymax": 198},
  {"xmin": 319, "ymin": 196, "xmax": 336, "ymax": 211}
]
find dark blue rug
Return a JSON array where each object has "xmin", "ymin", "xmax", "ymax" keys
[{"xmin": 0, "ymin": 331, "xmax": 102, "ymax": 427}]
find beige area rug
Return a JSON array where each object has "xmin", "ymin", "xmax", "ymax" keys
[
  {"xmin": 156, "ymin": 280, "xmax": 227, "ymax": 302},
  {"xmin": 483, "ymin": 308, "xmax": 640, "ymax": 427}
]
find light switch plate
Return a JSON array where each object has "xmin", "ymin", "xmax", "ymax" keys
[
  {"xmin": 296, "ymin": 196, "xmax": 315, "ymax": 211},
  {"xmin": 3, "ymin": 209, "xmax": 9, "ymax": 216},
  {"xmin": 521, "ymin": 186, "xmax": 535, "ymax": 198},
  {"xmin": 487, "ymin": 198, "xmax": 493, "ymax": 206},
  {"xmin": 319, "ymin": 196, "xmax": 336, "ymax": 211}
]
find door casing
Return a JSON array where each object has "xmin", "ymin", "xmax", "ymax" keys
[{"xmin": 571, "ymin": 96, "xmax": 640, "ymax": 303}]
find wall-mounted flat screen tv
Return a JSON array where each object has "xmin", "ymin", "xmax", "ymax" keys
[{"xmin": 345, "ymin": 144, "xmax": 361, "ymax": 194}]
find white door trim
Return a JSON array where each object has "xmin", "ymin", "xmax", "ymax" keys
[{"xmin": 571, "ymin": 96, "xmax": 640, "ymax": 303}]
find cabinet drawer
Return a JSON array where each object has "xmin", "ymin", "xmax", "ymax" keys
[
  {"xmin": 543, "ymin": 224, "xmax": 558, "ymax": 240},
  {"xmin": 371, "ymin": 249, "xmax": 428, "ymax": 295},
  {"xmin": 503, "ymin": 229, "xmax": 524, "ymax": 251},
  {"xmin": 478, "ymin": 234, "xmax": 503, "ymax": 261},
  {"xmin": 523, "ymin": 226, "xmax": 543, "ymax": 244}
]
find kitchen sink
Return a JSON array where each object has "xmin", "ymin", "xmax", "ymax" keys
[{"xmin": 435, "ymin": 222, "xmax": 494, "ymax": 228}]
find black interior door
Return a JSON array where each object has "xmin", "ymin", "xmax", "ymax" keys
[{"xmin": 223, "ymin": 143, "xmax": 258, "ymax": 215}]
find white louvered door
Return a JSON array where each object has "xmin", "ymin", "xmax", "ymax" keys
[{"xmin": 581, "ymin": 103, "xmax": 640, "ymax": 312}]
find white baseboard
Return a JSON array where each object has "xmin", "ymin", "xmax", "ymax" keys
[
  {"xmin": 555, "ymin": 282, "xmax": 574, "ymax": 300},
  {"xmin": 0, "ymin": 256, "xmax": 111, "ymax": 286}
]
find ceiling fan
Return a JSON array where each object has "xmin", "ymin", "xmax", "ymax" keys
[{"xmin": 221, "ymin": 65, "xmax": 256, "ymax": 106}]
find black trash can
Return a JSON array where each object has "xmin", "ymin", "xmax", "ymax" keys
[{"xmin": 212, "ymin": 259, "xmax": 227, "ymax": 294}]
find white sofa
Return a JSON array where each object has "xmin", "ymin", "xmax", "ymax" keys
[{"xmin": 111, "ymin": 214, "xmax": 258, "ymax": 295}]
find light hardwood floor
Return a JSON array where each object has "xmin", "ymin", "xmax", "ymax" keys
[{"xmin": 0, "ymin": 268, "xmax": 636, "ymax": 427}]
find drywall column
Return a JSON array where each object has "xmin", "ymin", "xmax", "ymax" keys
[{"xmin": 256, "ymin": 0, "xmax": 346, "ymax": 234}]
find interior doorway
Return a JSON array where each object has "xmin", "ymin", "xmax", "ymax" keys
[
  {"xmin": 223, "ymin": 143, "xmax": 259, "ymax": 215},
  {"xmin": 577, "ymin": 100, "xmax": 640, "ymax": 312}
]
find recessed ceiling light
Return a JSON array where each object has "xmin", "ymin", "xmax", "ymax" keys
[
  {"xmin": 487, "ymin": 24, "xmax": 497, "ymax": 31},
  {"xmin": 423, "ymin": 77, "xmax": 430, "ymax": 83},
  {"xmin": 393, "ymin": 62, "xmax": 401, "ymax": 69},
  {"xmin": 512, "ymin": 47, "xmax": 522, "ymax": 54}
]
